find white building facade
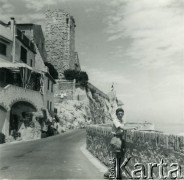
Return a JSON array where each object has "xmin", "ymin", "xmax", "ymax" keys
[{"xmin": 0, "ymin": 18, "xmax": 55, "ymax": 138}]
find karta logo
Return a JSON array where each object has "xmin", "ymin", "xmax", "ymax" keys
[{"xmin": 109, "ymin": 157, "xmax": 183, "ymax": 179}]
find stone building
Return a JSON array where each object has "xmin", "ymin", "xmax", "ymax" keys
[
  {"xmin": 45, "ymin": 9, "xmax": 81, "ymax": 79},
  {"xmin": 0, "ymin": 18, "xmax": 55, "ymax": 138}
]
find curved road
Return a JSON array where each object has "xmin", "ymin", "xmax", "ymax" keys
[{"xmin": 0, "ymin": 129, "xmax": 103, "ymax": 179}]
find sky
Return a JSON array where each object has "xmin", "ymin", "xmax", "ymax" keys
[{"xmin": 1, "ymin": 0, "xmax": 184, "ymax": 133}]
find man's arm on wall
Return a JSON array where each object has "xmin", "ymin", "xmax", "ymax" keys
[
  {"xmin": 113, "ymin": 119, "xmax": 137, "ymax": 130},
  {"xmin": 119, "ymin": 124, "xmax": 137, "ymax": 130},
  {"xmin": 113, "ymin": 119, "xmax": 130, "ymax": 130},
  {"xmin": 113, "ymin": 118, "xmax": 122, "ymax": 129}
]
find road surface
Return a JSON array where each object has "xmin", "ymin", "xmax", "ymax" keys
[{"xmin": 0, "ymin": 129, "xmax": 104, "ymax": 179}]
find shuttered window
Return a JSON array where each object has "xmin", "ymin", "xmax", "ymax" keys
[
  {"xmin": 0, "ymin": 42, "xmax": 7, "ymax": 56},
  {"xmin": 20, "ymin": 46, "xmax": 27, "ymax": 63}
]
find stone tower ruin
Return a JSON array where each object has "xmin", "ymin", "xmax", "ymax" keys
[{"xmin": 45, "ymin": 9, "xmax": 80, "ymax": 79}]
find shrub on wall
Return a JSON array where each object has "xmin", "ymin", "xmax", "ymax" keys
[
  {"xmin": 64, "ymin": 69, "xmax": 79, "ymax": 80},
  {"xmin": 78, "ymin": 71, "xmax": 88, "ymax": 86},
  {"xmin": 64, "ymin": 69, "xmax": 89, "ymax": 86}
]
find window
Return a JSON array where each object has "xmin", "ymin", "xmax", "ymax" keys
[
  {"xmin": 47, "ymin": 79, "xmax": 50, "ymax": 90},
  {"xmin": 66, "ymin": 18, "xmax": 69, "ymax": 24},
  {"xmin": 47, "ymin": 101, "xmax": 49, "ymax": 110},
  {"xmin": 30, "ymin": 59, "xmax": 34, "ymax": 67},
  {"xmin": 0, "ymin": 70, "xmax": 6, "ymax": 83},
  {"xmin": 51, "ymin": 82, "xmax": 53, "ymax": 93},
  {"xmin": 30, "ymin": 59, "xmax": 33, "ymax": 67},
  {"xmin": 54, "ymin": 108, "xmax": 57, "ymax": 114},
  {"xmin": 42, "ymin": 43, "xmax": 44, "ymax": 50},
  {"xmin": 20, "ymin": 46, "xmax": 27, "ymax": 63},
  {"xmin": 0, "ymin": 42, "xmax": 7, "ymax": 56},
  {"xmin": 75, "ymin": 63, "xmax": 79, "ymax": 70},
  {"xmin": 50, "ymin": 102, "xmax": 52, "ymax": 111}
]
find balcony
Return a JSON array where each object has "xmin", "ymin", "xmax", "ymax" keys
[
  {"xmin": 0, "ymin": 84, "xmax": 44, "ymax": 110},
  {"xmin": 0, "ymin": 67, "xmax": 42, "ymax": 92}
]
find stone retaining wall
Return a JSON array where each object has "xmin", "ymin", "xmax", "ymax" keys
[
  {"xmin": 54, "ymin": 80, "xmax": 75, "ymax": 101},
  {"xmin": 86, "ymin": 125, "xmax": 184, "ymax": 179}
]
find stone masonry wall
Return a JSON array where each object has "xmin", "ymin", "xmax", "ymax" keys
[
  {"xmin": 86, "ymin": 125, "xmax": 184, "ymax": 179},
  {"xmin": 54, "ymin": 80, "xmax": 75, "ymax": 102},
  {"xmin": 87, "ymin": 82, "xmax": 109, "ymax": 101},
  {"xmin": 87, "ymin": 94, "xmax": 109, "ymax": 124},
  {"xmin": 74, "ymin": 52, "xmax": 81, "ymax": 71},
  {"xmin": 86, "ymin": 88, "xmax": 112, "ymax": 124},
  {"xmin": 45, "ymin": 9, "xmax": 76, "ymax": 79}
]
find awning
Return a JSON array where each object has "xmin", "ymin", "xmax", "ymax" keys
[
  {"xmin": 0, "ymin": 58, "xmax": 49, "ymax": 77},
  {"xmin": 20, "ymin": 67, "xmax": 32, "ymax": 88},
  {"xmin": 0, "ymin": 58, "xmax": 33, "ymax": 70}
]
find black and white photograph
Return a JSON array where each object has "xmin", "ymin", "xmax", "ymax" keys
[{"xmin": 0, "ymin": 0, "xmax": 184, "ymax": 179}]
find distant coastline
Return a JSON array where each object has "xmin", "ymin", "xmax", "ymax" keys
[{"xmin": 155, "ymin": 123, "xmax": 184, "ymax": 135}]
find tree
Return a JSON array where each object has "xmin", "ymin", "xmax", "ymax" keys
[
  {"xmin": 78, "ymin": 71, "xmax": 88, "ymax": 86},
  {"xmin": 64, "ymin": 69, "xmax": 89, "ymax": 86},
  {"xmin": 44, "ymin": 62, "xmax": 58, "ymax": 79}
]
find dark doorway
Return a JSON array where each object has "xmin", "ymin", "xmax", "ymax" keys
[{"xmin": 10, "ymin": 101, "xmax": 36, "ymax": 135}]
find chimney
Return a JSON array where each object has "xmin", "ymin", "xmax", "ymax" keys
[
  {"xmin": 10, "ymin": 17, "xmax": 16, "ymax": 63},
  {"xmin": 10, "ymin": 17, "xmax": 15, "ymax": 37}
]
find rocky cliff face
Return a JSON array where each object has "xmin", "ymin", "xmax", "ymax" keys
[
  {"xmin": 87, "ymin": 89, "xmax": 112, "ymax": 124},
  {"xmin": 55, "ymin": 99, "xmax": 91, "ymax": 130},
  {"xmin": 55, "ymin": 87, "xmax": 116, "ymax": 131}
]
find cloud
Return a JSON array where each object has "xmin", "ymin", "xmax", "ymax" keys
[
  {"xmin": 85, "ymin": 8, "xmax": 95, "ymax": 13},
  {"xmin": 83, "ymin": 67, "xmax": 132, "ymax": 95},
  {"xmin": 88, "ymin": 68, "xmax": 131, "ymax": 85},
  {"xmin": 0, "ymin": 0, "xmax": 8, "ymax": 3},
  {"xmin": 1, "ymin": 2, "xmax": 14, "ymax": 13},
  {"xmin": 0, "ymin": 0, "xmax": 43, "ymax": 23},
  {"xmin": 105, "ymin": 0, "xmax": 184, "ymax": 69},
  {"xmin": 24, "ymin": 0, "xmax": 66, "ymax": 12},
  {"xmin": 84, "ymin": 3, "xmax": 102, "ymax": 14},
  {"xmin": 0, "ymin": 0, "xmax": 14, "ymax": 17}
]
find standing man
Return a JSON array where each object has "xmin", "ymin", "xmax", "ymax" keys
[
  {"xmin": 112, "ymin": 108, "xmax": 126, "ymax": 135},
  {"xmin": 104, "ymin": 108, "xmax": 136, "ymax": 179}
]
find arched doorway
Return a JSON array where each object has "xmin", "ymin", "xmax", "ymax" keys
[
  {"xmin": 0, "ymin": 106, "xmax": 7, "ymax": 133},
  {"xmin": 10, "ymin": 101, "xmax": 37, "ymax": 134}
]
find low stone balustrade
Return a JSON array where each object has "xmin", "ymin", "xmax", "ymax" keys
[
  {"xmin": 86, "ymin": 125, "xmax": 184, "ymax": 179},
  {"xmin": 0, "ymin": 84, "xmax": 44, "ymax": 111}
]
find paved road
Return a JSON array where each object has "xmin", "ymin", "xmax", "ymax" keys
[{"xmin": 0, "ymin": 129, "xmax": 103, "ymax": 179}]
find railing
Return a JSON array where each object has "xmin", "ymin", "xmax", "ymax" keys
[{"xmin": 0, "ymin": 80, "xmax": 40, "ymax": 93}]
